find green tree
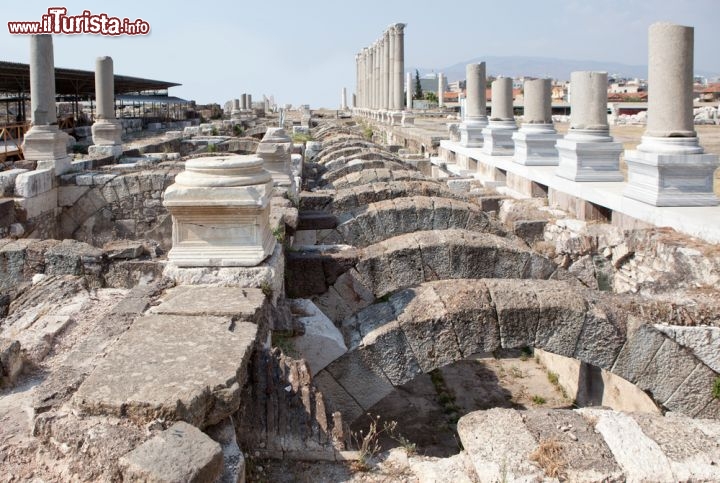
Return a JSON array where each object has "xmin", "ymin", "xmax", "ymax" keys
[
  {"xmin": 414, "ymin": 69, "xmax": 423, "ymax": 100},
  {"xmin": 424, "ymin": 91, "xmax": 438, "ymax": 103}
]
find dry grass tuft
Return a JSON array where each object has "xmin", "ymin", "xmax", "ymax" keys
[{"xmin": 530, "ymin": 439, "xmax": 566, "ymax": 478}]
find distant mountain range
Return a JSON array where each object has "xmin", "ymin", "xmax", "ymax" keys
[{"xmin": 409, "ymin": 55, "xmax": 719, "ymax": 82}]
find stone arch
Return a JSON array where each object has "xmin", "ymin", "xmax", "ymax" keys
[
  {"xmin": 314, "ymin": 279, "xmax": 720, "ymax": 423},
  {"xmin": 324, "ymin": 181, "xmax": 478, "ymax": 214},
  {"xmin": 315, "ymin": 196, "xmax": 506, "ymax": 247},
  {"xmin": 304, "ymin": 229, "xmax": 557, "ymax": 322},
  {"xmin": 330, "ymin": 168, "xmax": 427, "ymax": 190},
  {"xmin": 318, "ymin": 159, "xmax": 413, "ymax": 186},
  {"xmin": 318, "ymin": 145, "xmax": 393, "ymax": 164},
  {"xmin": 59, "ymin": 169, "xmax": 176, "ymax": 247},
  {"xmin": 316, "ymin": 142, "xmax": 377, "ymax": 164},
  {"xmin": 314, "ymin": 127, "xmax": 360, "ymax": 142}
]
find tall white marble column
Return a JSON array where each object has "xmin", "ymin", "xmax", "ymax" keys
[
  {"xmin": 390, "ymin": 23, "xmax": 407, "ymax": 125},
  {"xmin": 383, "ymin": 29, "xmax": 390, "ymax": 112},
  {"xmin": 393, "ymin": 24, "xmax": 406, "ymax": 111},
  {"xmin": 556, "ymin": 71, "xmax": 623, "ymax": 181},
  {"xmin": 89, "ymin": 56, "xmax": 123, "ymax": 158},
  {"xmin": 341, "ymin": 87, "xmax": 348, "ymax": 110},
  {"xmin": 459, "ymin": 63, "xmax": 487, "ymax": 147},
  {"xmin": 438, "ymin": 73, "xmax": 445, "ymax": 108},
  {"xmin": 513, "ymin": 78, "xmax": 559, "ymax": 165},
  {"xmin": 22, "ymin": 35, "xmax": 71, "ymax": 173},
  {"xmin": 624, "ymin": 22, "xmax": 718, "ymax": 205},
  {"xmin": 388, "ymin": 28, "xmax": 395, "ymax": 111},
  {"xmin": 482, "ymin": 77, "xmax": 517, "ymax": 155}
]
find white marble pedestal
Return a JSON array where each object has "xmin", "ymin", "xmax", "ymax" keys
[
  {"xmin": 163, "ymin": 155, "xmax": 276, "ymax": 267},
  {"xmin": 624, "ymin": 136, "xmax": 719, "ymax": 206},
  {"xmin": 481, "ymin": 120, "xmax": 517, "ymax": 156},
  {"xmin": 556, "ymin": 130, "xmax": 624, "ymax": 182},
  {"xmin": 512, "ymin": 123, "xmax": 560, "ymax": 166}
]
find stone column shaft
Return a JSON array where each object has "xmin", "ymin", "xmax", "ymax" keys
[
  {"xmin": 646, "ymin": 22, "xmax": 695, "ymax": 137},
  {"xmin": 523, "ymin": 79, "xmax": 552, "ymax": 123},
  {"xmin": 438, "ymin": 73, "xmax": 445, "ymax": 108},
  {"xmin": 569, "ymin": 71, "xmax": 609, "ymax": 131},
  {"xmin": 388, "ymin": 29, "xmax": 395, "ymax": 110},
  {"xmin": 383, "ymin": 31, "xmax": 390, "ymax": 110},
  {"xmin": 29, "ymin": 34, "xmax": 56, "ymax": 126},
  {"xmin": 393, "ymin": 23, "xmax": 405, "ymax": 111},
  {"xmin": 95, "ymin": 56, "xmax": 115, "ymax": 120},
  {"xmin": 465, "ymin": 63, "xmax": 486, "ymax": 120},
  {"xmin": 490, "ymin": 77, "xmax": 514, "ymax": 121}
]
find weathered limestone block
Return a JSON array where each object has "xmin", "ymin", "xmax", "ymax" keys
[
  {"xmin": 458, "ymin": 408, "xmax": 544, "ymax": 481},
  {"xmin": 73, "ymin": 314, "xmax": 257, "ymax": 427},
  {"xmin": 408, "ymin": 454, "xmax": 478, "ymax": 483},
  {"xmin": 14, "ymin": 168, "xmax": 54, "ymax": 198},
  {"xmin": 163, "ymin": 155, "xmax": 276, "ymax": 267},
  {"xmin": 0, "ymin": 169, "xmax": 29, "ymax": 196},
  {"xmin": 398, "ymin": 285, "xmax": 464, "ymax": 372},
  {"xmin": 324, "ymin": 345, "xmax": 394, "ymax": 411},
  {"xmin": 654, "ymin": 325, "xmax": 720, "ymax": 372},
  {"xmin": 581, "ymin": 409, "xmax": 675, "ymax": 481},
  {"xmin": 522, "ymin": 409, "xmax": 623, "ymax": 481},
  {"xmin": 119, "ymin": 422, "xmax": 223, "ymax": 483}
]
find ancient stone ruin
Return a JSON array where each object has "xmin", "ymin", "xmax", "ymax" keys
[{"xmin": 1, "ymin": 22, "xmax": 720, "ymax": 482}]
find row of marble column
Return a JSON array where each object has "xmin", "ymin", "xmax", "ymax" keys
[
  {"xmin": 355, "ymin": 23, "xmax": 405, "ymax": 111},
  {"xmin": 455, "ymin": 22, "xmax": 717, "ymax": 207}
]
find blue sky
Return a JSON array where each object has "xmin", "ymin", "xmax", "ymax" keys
[{"xmin": 1, "ymin": 0, "xmax": 718, "ymax": 108}]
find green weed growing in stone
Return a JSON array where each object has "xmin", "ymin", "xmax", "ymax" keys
[
  {"xmin": 532, "ymin": 395, "xmax": 547, "ymax": 406},
  {"xmin": 547, "ymin": 371, "xmax": 559, "ymax": 386},
  {"xmin": 260, "ymin": 281, "xmax": 273, "ymax": 299},
  {"xmin": 713, "ymin": 377, "xmax": 720, "ymax": 399}
]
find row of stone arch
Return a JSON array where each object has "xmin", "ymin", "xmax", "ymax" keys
[{"xmin": 303, "ymin": 123, "xmax": 720, "ymax": 424}]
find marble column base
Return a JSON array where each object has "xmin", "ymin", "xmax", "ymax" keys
[
  {"xmin": 92, "ymin": 119, "xmax": 122, "ymax": 146},
  {"xmin": 481, "ymin": 120, "xmax": 517, "ymax": 155},
  {"xmin": 22, "ymin": 125, "xmax": 72, "ymax": 174},
  {"xmin": 512, "ymin": 123, "xmax": 560, "ymax": 166},
  {"xmin": 390, "ymin": 111, "xmax": 403, "ymax": 125},
  {"xmin": 624, "ymin": 136, "xmax": 719, "ymax": 206},
  {"xmin": 401, "ymin": 111, "xmax": 415, "ymax": 127},
  {"xmin": 163, "ymin": 155, "xmax": 276, "ymax": 267},
  {"xmin": 556, "ymin": 130, "xmax": 623, "ymax": 182},
  {"xmin": 459, "ymin": 118, "xmax": 487, "ymax": 148}
]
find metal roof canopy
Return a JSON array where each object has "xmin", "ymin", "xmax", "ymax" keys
[{"xmin": 0, "ymin": 60, "xmax": 180, "ymax": 96}]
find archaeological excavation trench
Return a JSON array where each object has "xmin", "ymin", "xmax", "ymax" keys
[{"xmin": 2, "ymin": 23, "xmax": 720, "ymax": 482}]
